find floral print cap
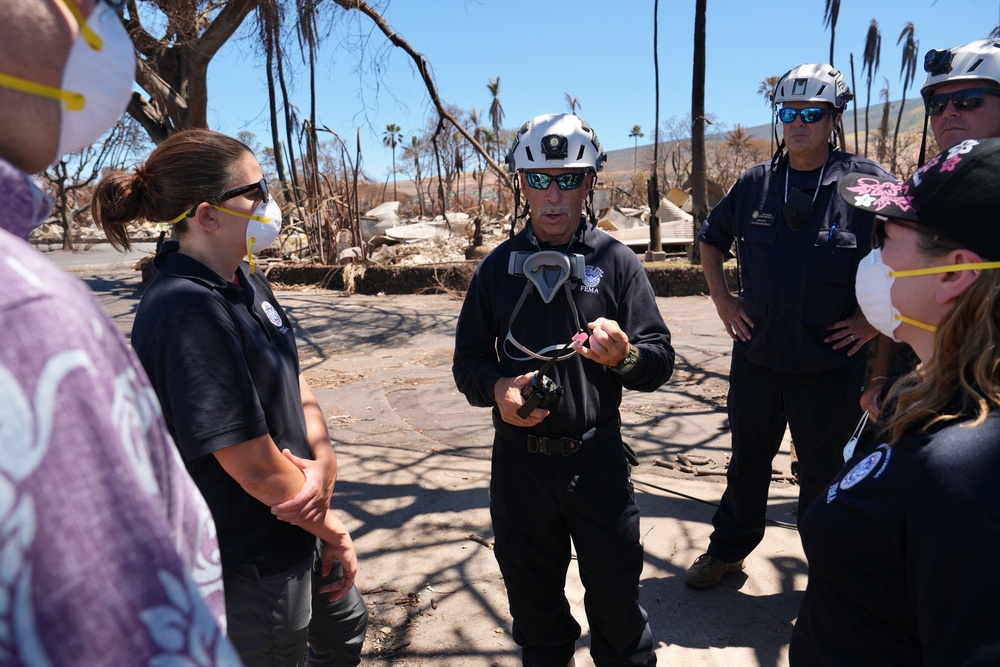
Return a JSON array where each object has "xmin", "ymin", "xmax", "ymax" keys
[{"xmin": 839, "ymin": 138, "xmax": 1000, "ymax": 260}]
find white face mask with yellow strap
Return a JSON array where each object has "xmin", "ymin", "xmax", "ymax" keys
[
  {"xmin": 855, "ymin": 248, "xmax": 1000, "ymax": 341},
  {"xmin": 211, "ymin": 198, "xmax": 283, "ymax": 273},
  {"xmin": 0, "ymin": 0, "xmax": 134, "ymax": 163}
]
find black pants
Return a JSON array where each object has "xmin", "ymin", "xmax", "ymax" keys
[
  {"xmin": 707, "ymin": 349, "xmax": 865, "ymax": 563},
  {"xmin": 490, "ymin": 430, "xmax": 656, "ymax": 667}
]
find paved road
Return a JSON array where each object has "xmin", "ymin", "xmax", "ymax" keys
[{"xmin": 56, "ymin": 251, "xmax": 806, "ymax": 667}]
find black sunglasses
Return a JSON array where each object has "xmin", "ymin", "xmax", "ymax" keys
[
  {"xmin": 923, "ymin": 87, "xmax": 1000, "ymax": 116},
  {"xmin": 523, "ymin": 171, "xmax": 588, "ymax": 190},
  {"xmin": 776, "ymin": 107, "xmax": 827, "ymax": 124},
  {"xmin": 871, "ymin": 215, "xmax": 923, "ymax": 249},
  {"xmin": 215, "ymin": 178, "xmax": 269, "ymax": 204}
]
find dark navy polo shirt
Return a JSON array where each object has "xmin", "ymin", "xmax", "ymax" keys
[
  {"xmin": 697, "ymin": 150, "xmax": 893, "ymax": 374},
  {"xmin": 131, "ymin": 241, "xmax": 314, "ymax": 574}
]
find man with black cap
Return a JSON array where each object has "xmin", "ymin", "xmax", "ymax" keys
[{"xmin": 687, "ymin": 64, "xmax": 893, "ymax": 589}]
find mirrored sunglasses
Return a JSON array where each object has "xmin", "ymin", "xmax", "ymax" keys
[
  {"xmin": 776, "ymin": 107, "xmax": 827, "ymax": 124},
  {"xmin": 523, "ymin": 171, "xmax": 587, "ymax": 190},
  {"xmin": 215, "ymin": 178, "xmax": 269, "ymax": 204},
  {"xmin": 924, "ymin": 87, "xmax": 1000, "ymax": 116}
]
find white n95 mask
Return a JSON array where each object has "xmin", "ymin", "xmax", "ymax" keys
[
  {"xmin": 213, "ymin": 198, "xmax": 283, "ymax": 273},
  {"xmin": 0, "ymin": 0, "xmax": 135, "ymax": 163}
]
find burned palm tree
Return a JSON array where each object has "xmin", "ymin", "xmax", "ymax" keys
[
  {"xmin": 892, "ymin": 22, "xmax": 919, "ymax": 174},
  {"xmin": 690, "ymin": 0, "xmax": 707, "ymax": 264},
  {"xmin": 823, "ymin": 0, "xmax": 840, "ymax": 66},
  {"xmin": 565, "ymin": 93, "xmax": 581, "ymax": 115},
  {"xmin": 862, "ymin": 19, "xmax": 882, "ymax": 158}
]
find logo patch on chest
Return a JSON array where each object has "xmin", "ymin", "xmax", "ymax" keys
[
  {"xmin": 581, "ymin": 265, "xmax": 603, "ymax": 293},
  {"xmin": 261, "ymin": 301, "xmax": 284, "ymax": 328}
]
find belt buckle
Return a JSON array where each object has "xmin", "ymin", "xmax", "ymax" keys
[{"xmin": 526, "ymin": 434, "xmax": 555, "ymax": 455}]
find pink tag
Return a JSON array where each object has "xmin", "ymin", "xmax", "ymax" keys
[{"xmin": 572, "ymin": 332, "xmax": 589, "ymax": 344}]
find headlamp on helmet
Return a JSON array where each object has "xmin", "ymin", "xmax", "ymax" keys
[
  {"xmin": 920, "ymin": 39, "xmax": 1000, "ymax": 97},
  {"xmin": 506, "ymin": 113, "xmax": 607, "ymax": 174}
]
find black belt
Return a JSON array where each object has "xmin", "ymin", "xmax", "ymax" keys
[{"xmin": 491, "ymin": 411, "xmax": 620, "ymax": 456}]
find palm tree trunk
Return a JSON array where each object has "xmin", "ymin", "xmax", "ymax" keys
[
  {"xmin": 689, "ymin": 0, "xmax": 707, "ymax": 264},
  {"xmin": 891, "ymin": 90, "xmax": 907, "ymax": 173},
  {"xmin": 850, "ymin": 54, "xmax": 859, "ymax": 154},
  {"xmin": 864, "ymin": 82, "xmax": 872, "ymax": 158}
]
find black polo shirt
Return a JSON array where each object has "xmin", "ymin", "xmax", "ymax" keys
[{"xmin": 131, "ymin": 241, "xmax": 314, "ymax": 574}]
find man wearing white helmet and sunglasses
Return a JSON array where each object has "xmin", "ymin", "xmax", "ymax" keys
[
  {"xmin": 688, "ymin": 64, "xmax": 893, "ymax": 589},
  {"xmin": 863, "ymin": 38, "xmax": 1000, "ymax": 424},
  {"xmin": 453, "ymin": 113, "xmax": 673, "ymax": 667}
]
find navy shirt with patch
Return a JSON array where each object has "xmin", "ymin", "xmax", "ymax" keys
[
  {"xmin": 131, "ymin": 241, "xmax": 314, "ymax": 574},
  {"xmin": 791, "ymin": 413, "xmax": 1000, "ymax": 665},
  {"xmin": 697, "ymin": 151, "xmax": 893, "ymax": 373},
  {"xmin": 452, "ymin": 220, "xmax": 674, "ymax": 436}
]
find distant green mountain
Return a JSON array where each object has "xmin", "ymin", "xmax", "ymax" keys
[{"xmin": 606, "ymin": 97, "xmax": 927, "ymax": 173}]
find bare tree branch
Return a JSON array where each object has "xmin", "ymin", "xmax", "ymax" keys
[{"xmin": 330, "ymin": 0, "xmax": 512, "ymax": 195}]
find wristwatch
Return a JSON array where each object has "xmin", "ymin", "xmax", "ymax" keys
[{"xmin": 610, "ymin": 344, "xmax": 639, "ymax": 375}]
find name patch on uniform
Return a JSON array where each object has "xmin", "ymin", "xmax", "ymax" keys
[
  {"xmin": 750, "ymin": 210, "xmax": 775, "ymax": 227},
  {"xmin": 261, "ymin": 301, "xmax": 284, "ymax": 328},
  {"xmin": 580, "ymin": 265, "xmax": 603, "ymax": 293}
]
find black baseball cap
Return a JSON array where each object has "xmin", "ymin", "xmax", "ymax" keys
[{"xmin": 839, "ymin": 137, "xmax": 1000, "ymax": 260}]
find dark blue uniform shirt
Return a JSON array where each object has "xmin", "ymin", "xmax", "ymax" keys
[
  {"xmin": 698, "ymin": 150, "xmax": 893, "ymax": 373},
  {"xmin": 791, "ymin": 412, "xmax": 1000, "ymax": 665}
]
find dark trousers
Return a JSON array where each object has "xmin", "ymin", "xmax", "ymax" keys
[
  {"xmin": 707, "ymin": 349, "xmax": 864, "ymax": 563},
  {"xmin": 225, "ymin": 542, "xmax": 368, "ymax": 667},
  {"xmin": 490, "ymin": 430, "xmax": 656, "ymax": 667}
]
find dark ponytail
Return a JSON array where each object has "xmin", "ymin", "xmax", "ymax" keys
[{"xmin": 91, "ymin": 129, "xmax": 254, "ymax": 251}]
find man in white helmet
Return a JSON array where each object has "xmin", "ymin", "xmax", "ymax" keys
[
  {"xmin": 453, "ymin": 113, "xmax": 673, "ymax": 667},
  {"xmin": 862, "ymin": 38, "xmax": 1000, "ymax": 421},
  {"xmin": 687, "ymin": 64, "xmax": 893, "ymax": 589}
]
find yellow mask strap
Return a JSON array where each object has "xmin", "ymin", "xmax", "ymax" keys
[
  {"xmin": 247, "ymin": 237, "xmax": 257, "ymax": 273},
  {"xmin": 895, "ymin": 314, "xmax": 938, "ymax": 333},
  {"xmin": 58, "ymin": 0, "xmax": 103, "ymax": 50},
  {"xmin": 168, "ymin": 208, "xmax": 192, "ymax": 224},
  {"xmin": 890, "ymin": 261, "xmax": 1000, "ymax": 278},
  {"xmin": 0, "ymin": 71, "xmax": 85, "ymax": 111},
  {"xmin": 212, "ymin": 204, "xmax": 269, "ymax": 224}
]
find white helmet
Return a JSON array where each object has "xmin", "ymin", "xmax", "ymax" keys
[
  {"xmin": 773, "ymin": 63, "xmax": 853, "ymax": 110},
  {"xmin": 921, "ymin": 38, "xmax": 1000, "ymax": 96},
  {"xmin": 506, "ymin": 113, "xmax": 607, "ymax": 174}
]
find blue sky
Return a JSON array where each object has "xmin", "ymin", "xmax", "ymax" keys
[{"xmin": 206, "ymin": 0, "xmax": 999, "ymax": 177}]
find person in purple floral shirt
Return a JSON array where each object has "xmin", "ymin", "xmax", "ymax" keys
[{"xmin": 0, "ymin": 0, "xmax": 239, "ymax": 664}]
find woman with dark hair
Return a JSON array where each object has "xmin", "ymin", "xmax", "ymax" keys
[
  {"xmin": 93, "ymin": 128, "xmax": 368, "ymax": 666},
  {"xmin": 790, "ymin": 138, "xmax": 1000, "ymax": 665}
]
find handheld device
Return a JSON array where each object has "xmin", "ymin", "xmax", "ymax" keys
[{"xmin": 516, "ymin": 333, "xmax": 582, "ymax": 419}]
